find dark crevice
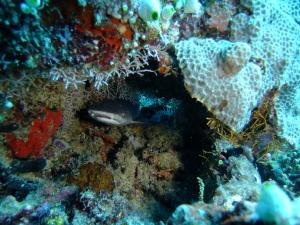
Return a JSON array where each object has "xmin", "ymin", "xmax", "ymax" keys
[
  {"xmin": 108, "ymin": 135, "xmax": 128, "ymax": 168},
  {"xmin": 76, "ymin": 53, "xmax": 219, "ymax": 222},
  {"xmin": 125, "ymin": 65, "xmax": 218, "ymax": 216}
]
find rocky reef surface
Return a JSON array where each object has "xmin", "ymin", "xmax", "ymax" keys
[{"xmin": 0, "ymin": 0, "xmax": 300, "ymax": 224}]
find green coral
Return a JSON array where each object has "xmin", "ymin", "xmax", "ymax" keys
[{"xmin": 46, "ymin": 216, "xmax": 65, "ymax": 225}]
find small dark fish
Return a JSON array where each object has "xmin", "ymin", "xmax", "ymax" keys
[
  {"xmin": 0, "ymin": 123, "xmax": 18, "ymax": 133},
  {"xmin": 88, "ymin": 99, "xmax": 145, "ymax": 126}
]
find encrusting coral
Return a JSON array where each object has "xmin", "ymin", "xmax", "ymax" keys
[
  {"xmin": 6, "ymin": 109, "xmax": 63, "ymax": 158},
  {"xmin": 69, "ymin": 162, "xmax": 114, "ymax": 192},
  {"xmin": 175, "ymin": 38, "xmax": 263, "ymax": 132},
  {"xmin": 230, "ymin": 0, "xmax": 300, "ymax": 148}
]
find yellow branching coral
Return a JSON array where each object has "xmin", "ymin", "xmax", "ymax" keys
[
  {"xmin": 207, "ymin": 89, "xmax": 283, "ymax": 160},
  {"xmin": 206, "ymin": 117, "xmax": 242, "ymax": 147}
]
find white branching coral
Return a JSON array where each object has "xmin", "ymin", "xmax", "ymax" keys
[
  {"xmin": 49, "ymin": 47, "xmax": 157, "ymax": 90},
  {"xmin": 92, "ymin": 46, "xmax": 157, "ymax": 89},
  {"xmin": 49, "ymin": 67, "xmax": 86, "ymax": 89}
]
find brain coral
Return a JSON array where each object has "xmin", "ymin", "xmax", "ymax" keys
[{"xmin": 175, "ymin": 38, "xmax": 264, "ymax": 132}]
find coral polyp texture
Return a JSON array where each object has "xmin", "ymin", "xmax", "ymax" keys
[
  {"xmin": 175, "ymin": 38, "xmax": 263, "ymax": 132},
  {"xmin": 230, "ymin": 0, "xmax": 300, "ymax": 145},
  {"xmin": 175, "ymin": 0, "xmax": 300, "ymax": 144}
]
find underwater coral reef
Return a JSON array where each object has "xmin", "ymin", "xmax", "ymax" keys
[{"xmin": 0, "ymin": 0, "xmax": 300, "ymax": 224}]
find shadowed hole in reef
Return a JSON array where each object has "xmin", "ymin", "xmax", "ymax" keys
[
  {"xmin": 76, "ymin": 56, "xmax": 218, "ymax": 223},
  {"xmin": 121, "ymin": 66, "xmax": 218, "ymax": 221}
]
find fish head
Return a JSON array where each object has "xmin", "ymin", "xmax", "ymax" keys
[
  {"xmin": 88, "ymin": 100, "xmax": 143, "ymax": 126},
  {"xmin": 88, "ymin": 109, "xmax": 131, "ymax": 125}
]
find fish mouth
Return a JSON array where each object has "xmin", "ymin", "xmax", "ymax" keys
[
  {"xmin": 88, "ymin": 110, "xmax": 122, "ymax": 125},
  {"xmin": 88, "ymin": 110, "xmax": 109, "ymax": 118},
  {"xmin": 88, "ymin": 110, "xmax": 111, "ymax": 119}
]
